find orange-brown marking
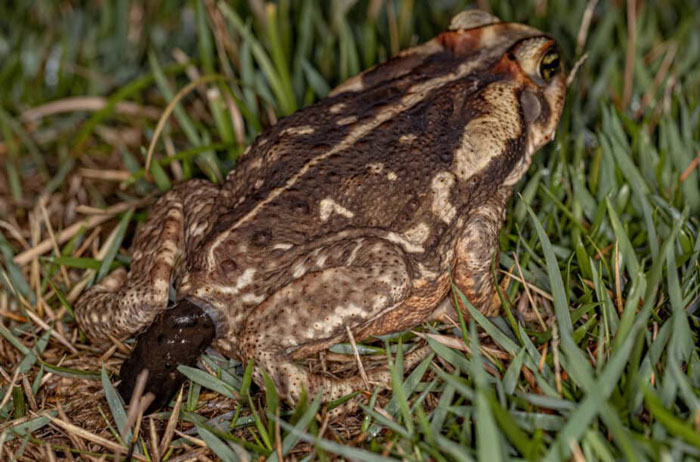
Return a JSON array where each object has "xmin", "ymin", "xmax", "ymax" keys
[
  {"xmin": 492, "ymin": 54, "xmax": 524, "ymax": 81},
  {"xmin": 438, "ymin": 30, "xmax": 482, "ymax": 56}
]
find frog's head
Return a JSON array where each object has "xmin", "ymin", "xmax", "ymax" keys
[{"xmin": 440, "ymin": 9, "xmax": 567, "ymax": 185}]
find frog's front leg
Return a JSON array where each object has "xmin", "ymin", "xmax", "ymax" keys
[
  {"xmin": 75, "ymin": 180, "xmax": 218, "ymax": 342},
  {"xmin": 452, "ymin": 187, "xmax": 510, "ymax": 317},
  {"xmin": 239, "ymin": 238, "xmax": 414, "ymax": 404}
]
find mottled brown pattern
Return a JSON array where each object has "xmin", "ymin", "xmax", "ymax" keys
[{"xmin": 75, "ymin": 10, "xmax": 566, "ymax": 406}]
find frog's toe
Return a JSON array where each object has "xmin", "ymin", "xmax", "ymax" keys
[{"xmin": 118, "ymin": 299, "xmax": 216, "ymax": 412}]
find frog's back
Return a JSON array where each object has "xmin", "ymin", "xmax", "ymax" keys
[{"xmin": 210, "ymin": 45, "xmax": 503, "ymax": 254}]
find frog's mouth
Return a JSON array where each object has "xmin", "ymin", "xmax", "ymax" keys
[{"xmin": 118, "ymin": 298, "xmax": 216, "ymax": 412}]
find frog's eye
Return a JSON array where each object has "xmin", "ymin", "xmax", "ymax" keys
[{"xmin": 539, "ymin": 48, "xmax": 561, "ymax": 82}]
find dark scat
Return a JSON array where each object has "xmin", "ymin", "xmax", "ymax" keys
[{"xmin": 118, "ymin": 299, "xmax": 216, "ymax": 413}]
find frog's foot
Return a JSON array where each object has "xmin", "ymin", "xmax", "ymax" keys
[
  {"xmin": 118, "ymin": 298, "xmax": 216, "ymax": 412},
  {"xmin": 431, "ymin": 272, "xmax": 511, "ymax": 325},
  {"xmin": 324, "ymin": 344, "xmax": 434, "ymax": 418}
]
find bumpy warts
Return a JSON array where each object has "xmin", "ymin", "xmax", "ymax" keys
[{"xmin": 75, "ymin": 9, "xmax": 565, "ymax": 410}]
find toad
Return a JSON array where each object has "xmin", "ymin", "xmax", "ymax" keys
[{"xmin": 75, "ymin": 9, "xmax": 566, "ymax": 410}]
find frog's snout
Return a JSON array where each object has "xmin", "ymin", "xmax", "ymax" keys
[{"xmin": 118, "ymin": 298, "xmax": 216, "ymax": 412}]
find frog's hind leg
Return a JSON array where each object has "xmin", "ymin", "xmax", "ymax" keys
[
  {"xmin": 240, "ymin": 238, "xmax": 428, "ymax": 405},
  {"xmin": 74, "ymin": 180, "xmax": 218, "ymax": 343}
]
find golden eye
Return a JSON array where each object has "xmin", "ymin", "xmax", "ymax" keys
[{"xmin": 539, "ymin": 48, "xmax": 561, "ymax": 82}]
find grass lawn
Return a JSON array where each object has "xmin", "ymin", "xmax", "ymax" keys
[{"xmin": 1, "ymin": 0, "xmax": 699, "ymax": 460}]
